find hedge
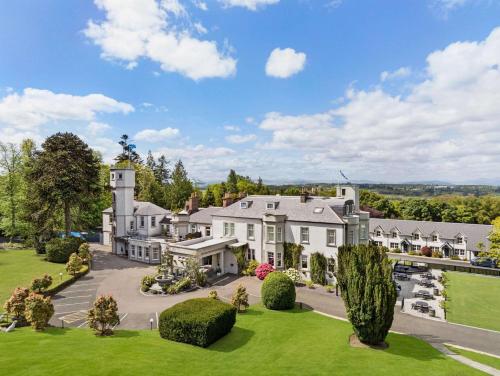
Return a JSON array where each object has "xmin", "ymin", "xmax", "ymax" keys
[
  {"xmin": 46, "ymin": 237, "xmax": 84, "ymax": 263},
  {"xmin": 310, "ymin": 252, "xmax": 327, "ymax": 286},
  {"xmin": 159, "ymin": 298, "xmax": 236, "ymax": 347},
  {"xmin": 43, "ymin": 265, "xmax": 89, "ymax": 296},
  {"xmin": 261, "ymin": 271, "xmax": 296, "ymax": 310}
]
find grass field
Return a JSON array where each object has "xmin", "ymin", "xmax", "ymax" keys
[
  {"xmin": 446, "ymin": 345, "xmax": 500, "ymax": 371},
  {"xmin": 446, "ymin": 271, "xmax": 500, "ymax": 332},
  {"xmin": 0, "ymin": 306, "xmax": 484, "ymax": 376},
  {"xmin": 0, "ymin": 249, "xmax": 73, "ymax": 304}
]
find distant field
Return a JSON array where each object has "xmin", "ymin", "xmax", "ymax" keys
[
  {"xmin": 0, "ymin": 249, "xmax": 72, "ymax": 305},
  {"xmin": 446, "ymin": 271, "xmax": 500, "ymax": 332}
]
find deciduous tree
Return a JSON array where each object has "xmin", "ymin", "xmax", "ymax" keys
[{"xmin": 87, "ymin": 295, "xmax": 120, "ymax": 336}]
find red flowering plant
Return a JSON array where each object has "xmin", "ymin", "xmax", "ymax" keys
[{"xmin": 255, "ymin": 263, "xmax": 275, "ymax": 280}]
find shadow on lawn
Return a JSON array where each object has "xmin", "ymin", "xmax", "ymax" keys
[
  {"xmin": 380, "ymin": 333, "xmax": 448, "ymax": 362},
  {"xmin": 208, "ymin": 326, "xmax": 254, "ymax": 353}
]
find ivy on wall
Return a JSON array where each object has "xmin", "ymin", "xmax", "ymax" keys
[
  {"xmin": 283, "ymin": 242, "xmax": 304, "ymax": 269},
  {"xmin": 310, "ymin": 252, "xmax": 327, "ymax": 285}
]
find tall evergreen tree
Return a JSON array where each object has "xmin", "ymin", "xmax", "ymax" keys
[
  {"xmin": 115, "ymin": 134, "xmax": 142, "ymax": 164},
  {"xmin": 146, "ymin": 150, "xmax": 156, "ymax": 171},
  {"xmin": 226, "ymin": 169, "xmax": 238, "ymax": 194},
  {"xmin": 167, "ymin": 160, "xmax": 193, "ymax": 210},
  {"xmin": 154, "ymin": 155, "xmax": 170, "ymax": 184},
  {"xmin": 29, "ymin": 133, "xmax": 101, "ymax": 235},
  {"xmin": 336, "ymin": 244, "xmax": 397, "ymax": 345}
]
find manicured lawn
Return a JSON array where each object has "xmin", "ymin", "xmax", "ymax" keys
[
  {"xmin": 0, "ymin": 306, "xmax": 484, "ymax": 376},
  {"xmin": 446, "ymin": 271, "xmax": 500, "ymax": 332},
  {"xmin": 0, "ymin": 249, "xmax": 72, "ymax": 304},
  {"xmin": 446, "ymin": 345, "xmax": 500, "ymax": 371}
]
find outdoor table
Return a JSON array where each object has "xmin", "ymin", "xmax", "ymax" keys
[{"xmin": 415, "ymin": 301, "xmax": 429, "ymax": 312}]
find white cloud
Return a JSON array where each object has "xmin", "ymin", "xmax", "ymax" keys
[
  {"xmin": 135, "ymin": 127, "xmax": 180, "ymax": 141},
  {"xmin": 225, "ymin": 133, "xmax": 257, "ymax": 144},
  {"xmin": 325, "ymin": 0, "xmax": 342, "ymax": 9},
  {"xmin": 224, "ymin": 125, "xmax": 240, "ymax": 131},
  {"xmin": 432, "ymin": 0, "xmax": 469, "ymax": 10},
  {"xmin": 257, "ymin": 27, "xmax": 500, "ymax": 182},
  {"xmin": 84, "ymin": 0, "xmax": 236, "ymax": 80},
  {"xmin": 193, "ymin": 22, "xmax": 207, "ymax": 34},
  {"xmin": 245, "ymin": 117, "xmax": 255, "ymax": 124},
  {"xmin": 0, "ymin": 88, "xmax": 133, "ymax": 130},
  {"xmin": 219, "ymin": 0, "xmax": 279, "ymax": 11},
  {"xmin": 265, "ymin": 48, "xmax": 307, "ymax": 78},
  {"xmin": 380, "ymin": 67, "xmax": 412, "ymax": 82},
  {"xmin": 193, "ymin": 0, "xmax": 208, "ymax": 11},
  {"xmin": 87, "ymin": 121, "xmax": 111, "ymax": 135}
]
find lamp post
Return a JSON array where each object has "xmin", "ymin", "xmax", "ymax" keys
[
  {"xmin": 150, "ymin": 318, "xmax": 154, "ymax": 330},
  {"xmin": 59, "ymin": 272, "xmax": 63, "ymax": 282}
]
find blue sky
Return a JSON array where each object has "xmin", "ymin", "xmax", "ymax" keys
[{"xmin": 1, "ymin": 0, "xmax": 500, "ymax": 184}]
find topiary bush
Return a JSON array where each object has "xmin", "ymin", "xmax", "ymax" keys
[
  {"xmin": 255, "ymin": 263, "xmax": 274, "ymax": 280},
  {"xmin": 30, "ymin": 274, "xmax": 53, "ymax": 293},
  {"xmin": 78, "ymin": 243, "xmax": 92, "ymax": 264},
  {"xmin": 159, "ymin": 298, "xmax": 236, "ymax": 347},
  {"xmin": 46, "ymin": 237, "xmax": 83, "ymax": 263},
  {"xmin": 261, "ymin": 271, "xmax": 296, "ymax": 310},
  {"xmin": 66, "ymin": 253, "xmax": 83, "ymax": 276},
  {"xmin": 87, "ymin": 295, "xmax": 120, "ymax": 336},
  {"xmin": 284, "ymin": 268, "xmax": 302, "ymax": 285},
  {"xmin": 24, "ymin": 293, "xmax": 54, "ymax": 330},
  {"xmin": 3, "ymin": 287, "xmax": 30, "ymax": 323},
  {"xmin": 243, "ymin": 260, "xmax": 259, "ymax": 276}
]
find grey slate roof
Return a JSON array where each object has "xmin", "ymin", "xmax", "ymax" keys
[
  {"xmin": 213, "ymin": 195, "xmax": 347, "ymax": 224},
  {"xmin": 189, "ymin": 206, "xmax": 223, "ymax": 224},
  {"xmin": 102, "ymin": 201, "xmax": 170, "ymax": 217},
  {"xmin": 369, "ymin": 218, "xmax": 492, "ymax": 251}
]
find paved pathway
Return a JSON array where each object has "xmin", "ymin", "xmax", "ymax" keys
[{"xmin": 52, "ymin": 245, "xmax": 500, "ymax": 359}]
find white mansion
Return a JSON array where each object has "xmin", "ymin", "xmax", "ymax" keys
[
  {"xmin": 102, "ymin": 167, "xmax": 369, "ymax": 278},
  {"xmin": 102, "ymin": 167, "xmax": 492, "ymax": 276}
]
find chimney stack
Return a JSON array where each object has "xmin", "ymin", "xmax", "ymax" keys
[
  {"xmin": 222, "ymin": 192, "xmax": 234, "ymax": 208},
  {"xmin": 185, "ymin": 192, "xmax": 199, "ymax": 214},
  {"xmin": 300, "ymin": 188, "xmax": 309, "ymax": 203}
]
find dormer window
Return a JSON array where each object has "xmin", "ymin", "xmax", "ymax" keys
[
  {"xmin": 413, "ymin": 233, "xmax": 420, "ymax": 240},
  {"xmin": 457, "ymin": 236, "xmax": 463, "ymax": 244},
  {"xmin": 313, "ymin": 207, "xmax": 324, "ymax": 214},
  {"xmin": 240, "ymin": 201, "xmax": 248, "ymax": 209},
  {"xmin": 392, "ymin": 232, "xmax": 397, "ymax": 238},
  {"xmin": 266, "ymin": 202, "xmax": 277, "ymax": 210},
  {"xmin": 118, "ymin": 173, "xmax": 123, "ymax": 180},
  {"xmin": 376, "ymin": 230, "xmax": 381, "ymax": 237},
  {"xmin": 432, "ymin": 234, "xmax": 438, "ymax": 242}
]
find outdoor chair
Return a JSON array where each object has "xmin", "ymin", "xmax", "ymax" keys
[{"xmin": 1, "ymin": 320, "xmax": 17, "ymax": 333}]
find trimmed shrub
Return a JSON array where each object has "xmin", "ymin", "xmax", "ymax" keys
[
  {"xmin": 3, "ymin": 287, "xmax": 30, "ymax": 322},
  {"xmin": 159, "ymin": 298, "xmax": 237, "ymax": 347},
  {"xmin": 78, "ymin": 243, "xmax": 92, "ymax": 264},
  {"xmin": 87, "ymin": 295, "xmax": 120, "ymax": 336},
  {"xmin": 337, "ymin": 244, "xmax": 397, "ymax": 345},
  {"xmin": 284, "ymin": 268, "xmax": 302, "ymax": 284},
  {"xmin": 261, "ymin": 271, "xmax": 296, "ymax": 310},
  {"xmin": 305, "ymin": 280, "xmax": 314, "ymax": 289},
  {"xmin": 208, "ymin": 290, "xmax": 218, "ymax": 300},
  {"xmin": 421, "ymin": 246, "xmax": 432, "ymax": 257},
  {"xmin": 24, "ymin": 293, "xmax": 54, "ymax": 330},
  {"xmin": 46, "ymin": 237, "xmax": 83, "ymax": 263},
  {"xmin": 283, "ymin": 242, "xmax": 303, "ymax": 269},
  {"xmin": 255, "ymin": 263, "xmax": 274, "ymax": 280},
  {"xmin": 310, "ymin": 252, "xmax": 327, "ymax": 285},
  {"xmin": 231, "ymin": 284, "xmax": 249, "ymax": 313},
  {"xmin": 30, "ymin": 274, "xmax": 53, "ymax": 293},
  {"xmin": 432, "ymin": 250, "xmax": 443, "ymax": 258},
  {"xmin": 167, "ymin": 277, "xmax": 191, "ymax": 294},
  {"xmin": 66, "ymin": 253, "xmax": 83, "ymax": 276},
  {"xmin": 243, "ymin": 260, "xmax": 259, "ymax": 276}
]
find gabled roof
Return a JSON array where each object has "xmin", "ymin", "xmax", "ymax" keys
[
  {"xmin": 369, "ymin": 218, "xmax": 492, "ymax": 251},
  {"xmin": 213, "ymin": 195, "xmax": 349, "ymax": 224},
  {"xmin": 189, "ymin": 206, "xmax": 223, "ymax": 224},
  {"xmin": 102, "ymin": 201, "xmax": 171, "ymax": 216}
]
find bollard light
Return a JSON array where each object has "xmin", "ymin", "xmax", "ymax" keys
[
  {"xmin": 59, "ymin": 272, "xmax": 63, "ymax": 281},
  {"xmin": 150, "ymin": 318, "xmax": 154, "ymax": 330}
]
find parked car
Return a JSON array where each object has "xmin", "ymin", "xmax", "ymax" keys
[{"xmin": 470, "ymin": 257, "xmax": 497, "ymax": 268}]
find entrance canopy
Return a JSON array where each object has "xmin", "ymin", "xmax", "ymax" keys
[{"xmin": 168, "ymin": 236, "xmax": 237, "ymax": 257}]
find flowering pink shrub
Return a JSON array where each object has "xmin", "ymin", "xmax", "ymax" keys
[{"xmin": 255, "ymin": 263, "xmax": 275, "ymax": 280}]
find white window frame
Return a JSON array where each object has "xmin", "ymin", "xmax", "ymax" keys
[
  {"xmin": 246, "ymin": 248, "xmax": 255, "ymax": 261},
  {"xmin": 276, "ymin": 252, "xmax": 282, "ymax": 268},
  {"xmin": 413, "ymin": 233, "xmax": 420, "ymax": 240},
  {"xmin": 432, "ymin": 235, "xmax": 438, "ymax": 242},
  {"xmin": 276, "ymin": 226, "xmax": 283, "ymax": 243},
  {"xmin": 138, "ymin": 246, "xmax": 143, "ymax": 258},
  {"xmin": 129, "ymin": 220, "xmax": 134, "ymax": 230},
  {"xmin": 326, "ymin": 229, "xmax": 336, "ymax": 246},
  {"xmin": 376, "ymin": 230, "xmax": 381, "ymax": 237},
  {"xmin": 240, "ymin": 201, "xmax": 248, "ymax": 209},
  {"xmin": 247, "ymin": 224, "xmax": 255, "ymax": 240},
  {"xmin": 457, "ymin": 237, "xmax": 463, "ymax": 244},
  {"xmin": 205, "ymin": 226, "xmax": 211, "ymax": 236},
  {"xmin": 266, "ymin": 225, "xmax": 275, "ymax": 243},
  {"xmin": 266, "ymin": 202, "xmax": 276, "ymax": 210},
  {"xmin": 151, "ymin": 216, "xmax": 156, "ymax": 227},
  {"xmin": 190, "ymin": 224, "xmax": 197, "ymax": 233},
  {"xmin": 145, "ymin": 248, "xmax": 150, "ymax": 259},
  {"xmin": 267, "ymin": 251, "xmax": 275, "ymax": 266},
  {"xmin": 130, "ymin": 245, "xmax": 135, "ymax": 257},
  {"xmin": 392, "ymin": 232, "xmax": 397, "ymax": 238},
  {"xmin": 152, "ymin": 247, "xmax": 159, "ymax": 260},
  {"xmin": 300, "ymin": 227, "xmax": 309, "ymax": 244},
  {"xmin": 140, "ymin": 216, "xmax": 145, "ymax": 228},
  {"xmin": 390, "ymin": 242, "xmax": 399, "ymax": 249},
  {"xmin": 223, "ymin": 222, "xmax": 235, "ymax": 237},
  {"xmin": 301, "ymin": 255, "xmax": 308, "ymax": 270}
]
